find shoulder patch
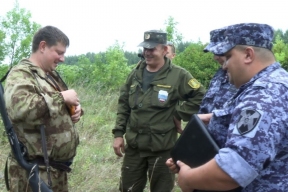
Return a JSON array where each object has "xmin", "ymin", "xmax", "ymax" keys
[
  {"xmin": 188, "ymin": 78, "xmax": 200, "ymax": 89},
  {"xmin": 236, "ymin": 109, "xmax": 261, "ymax": 135}
]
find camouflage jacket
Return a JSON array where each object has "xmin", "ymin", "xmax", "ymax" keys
[
  {"xmin": 198, "ymin": 68, "xmax": 237, "ymax": 114},
  {"xmin": 4, "ymin": 59, "xmax": 79, "ymax": 161},
  {"xmin": 112, "ymin": 58, "xmax": 205, "ymax": 155},
  {"xmin": 209, "ymin": 63, "xmax": 288, "ymax": 191}
]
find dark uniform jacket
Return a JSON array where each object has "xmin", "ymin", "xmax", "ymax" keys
[
  {"xmin": 113, "ymin": 58, "xmax": 205, "ymax": 155},
  {"xmin": 198, "ymin": 68, "xmax": 237, "ymax": 114}
]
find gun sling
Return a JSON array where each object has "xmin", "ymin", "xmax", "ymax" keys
[{"xmin": 28, "ymin": 157, "xmax": 72, "ymax": 172}]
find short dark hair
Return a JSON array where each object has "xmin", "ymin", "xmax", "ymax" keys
[
  {"xmin": 167, "ymin": 41, "xmax": 176, "ymax": 53},
  {"xmin": 32, "ymin": 26, "xmax": 70, "ymax": 53}
]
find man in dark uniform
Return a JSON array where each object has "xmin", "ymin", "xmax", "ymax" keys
[
  {"xmin": 112, "ymin": 30, "xmax": 206, "ymax": 192},
  {"xmin": 199, "ymin": 28, "xmax": 238, "ymax": 114},
  {"xmin": 166, "ymin": 23, "xmax": 288, "ymax": 192}
]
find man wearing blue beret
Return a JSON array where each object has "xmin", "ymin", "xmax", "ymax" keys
[{"xmin": 166, "ymin": 23, "xmax": 288, "ymax": 192}]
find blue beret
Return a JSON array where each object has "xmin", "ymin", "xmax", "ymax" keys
[
  {"xmin": 203, "ymin": 27, "xmax": 227, "ymax": 53},
  {"xmin": 209, "ymin": 23, "xmax": 274, "ymax": 55}
]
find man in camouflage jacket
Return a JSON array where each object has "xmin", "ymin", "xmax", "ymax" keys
[{"xmin": 4, "ymin": 26, "xmax": 82, "ymax": 192}]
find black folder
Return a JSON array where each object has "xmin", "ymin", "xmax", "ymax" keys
[
  {"xmin": 171, "ymin": 115, "xmax": 243, "ymax": 192},
  {"xmin": 170, "ymin": 114, "xmax": 220, "ymax": 168}
]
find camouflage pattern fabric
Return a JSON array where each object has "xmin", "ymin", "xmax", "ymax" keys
[
  {"xmin": 209, "ymin": 23, "xmax": 274, "ymax": 55},
  {"xmin": 198, "ymin": 68, "xmax": 237, "ymax": 114},
  {"xmin": 209, "ymin": 63, "xmax": 288, "ymax": 191},
  {"xmin": 8, "ymin": 156, "xmax": 68, "ymax": 192},
  {"xmin": 4, "ymin": 59, "xmax": 79, "ymax": 190},
  {"xmin": 203, "ymin": 27, "xmax": 227, "ymax": 53},
  {"xmin": 200, "ymin": 27, "xmax": 238, "ymax": 114}
]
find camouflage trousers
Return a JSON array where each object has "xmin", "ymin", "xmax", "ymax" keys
[
  {"xmin": 119, "ymin": 146, "xmax": 175, "ymax": 192},
  {"xmin": 7, "ymin": 156, "xmax": 69, "ymax": 192}
]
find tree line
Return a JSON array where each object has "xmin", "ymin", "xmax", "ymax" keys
[{"xmin": 1, "ymin": 3, "xmax": 288, "ymax": 89}]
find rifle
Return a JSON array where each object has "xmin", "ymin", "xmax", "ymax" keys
[{"xmin": 0, "ymin": 83, "xmax": 53, "ymax": 192}]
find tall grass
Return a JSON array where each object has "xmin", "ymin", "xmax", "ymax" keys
[{"xmin": 0, "ymin": 83, "xmax": 181, "ymax": 192}]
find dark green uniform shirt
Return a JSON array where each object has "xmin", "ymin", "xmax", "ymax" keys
[{"xmin": 112, "ymin": 57, "xmax": 206, "ymax": 156}]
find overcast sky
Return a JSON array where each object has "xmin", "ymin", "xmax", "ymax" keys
[{"xmin": 1, "ymin": 0, "xmax": 288, "ymax": 56}]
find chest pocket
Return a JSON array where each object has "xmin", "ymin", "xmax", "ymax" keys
[
  {"xmin": 128, "ymin": 84, "xmax": 139, "ymax": 109},
  {"xmin": 209, "ymin": 105, "xmax": 234, "ymax": 147},
  {"xmin": 151, "ymin": 85, "xmax": 174, "ymax": 108},
  {"xmin": 213, "ymin": 108, "xmax": 232, "ymax": 125}
]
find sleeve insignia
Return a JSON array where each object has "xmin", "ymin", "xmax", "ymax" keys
[
  {"xmin": 236, "ymin": 109, "xmax": 261, "ymax": 135},
  {"xmin": 188, "ymin": 78, "xmax": 201, "ymax": 89}
]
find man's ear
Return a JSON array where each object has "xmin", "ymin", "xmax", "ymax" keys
[
  {"xmin": 244, "ymin": 47, "xmax": 255, "ymax": 64},
  {"xmin": 164, "ymin": 45, "xmax": 168, "ymax": 51},
  {"xmin": 172, "ymin": 53, "xmax": 176, "ymax": 59},
  {"xmin": 39, "ymin": 41, "xmax": 46, "ymax": 52},
  {"xmin": 163, "ymin": 45, "xmax": 168, "ymax": 54}
]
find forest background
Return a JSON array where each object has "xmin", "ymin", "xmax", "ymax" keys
[{"xmin": 0, "ymin": 2, "xmax": 288, "ymax": 191}]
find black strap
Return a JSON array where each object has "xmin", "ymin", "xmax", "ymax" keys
[
  {"xmin": 54, "ymin": 70, "xmax": 69, "ymax": 90},
  {"xmin": 50, "ymin": 161, "xmax": 72, "ymax": 172},
  {"xmin": 0, "ymin": 69, "xmax": 11, "ymax": 83},
  {"xmin": 40, "ymin": 125, "xmax": 52, "ymax": 187},
  {"xmin": 29, "ymin": 157, "xmax": 72, "ymax": 172},
  {"xmin": 46, "ymin": 74, "xmax": 62, "ymax": 91},
  {"xmin": 4, "ymin": 156, "xmax": 10, "ymax": 191}
]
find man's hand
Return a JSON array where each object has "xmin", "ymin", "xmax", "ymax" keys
[
  {"xmin": 173, "ymin": 116, "xmax": 183, "ymax": 134},
  {"xmin": 71, "ymin": 104, "xmax": 82, "ymax": 123},
  {"xmin": 177, "ymin": 160, "xmax": 195, "ymax": 192},
  {"xmin": 61, "ymin": 89, "xmax": 79, "ymax": 106},
  {"xmin": 113, "ymin": 137, "xmax": 125, "ymax": 157},
  {"xmin": 165, "ymin": 158, "xmax": 179, "ymax": 174},
  {"xmin": 197, "ymin": 113, "xmax": 213, "ymax": 125}
]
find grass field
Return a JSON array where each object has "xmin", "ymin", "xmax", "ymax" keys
[{"xmin": 0, "ymin": 84, "xmax": 182, "ymax": 192}]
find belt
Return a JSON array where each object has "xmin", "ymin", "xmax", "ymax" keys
[{"xmin": 28, "ymin": 157, "xmax": 72, "ymax": 172}]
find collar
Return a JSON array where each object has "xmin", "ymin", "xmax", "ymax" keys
[
  {"xmin": 135, "ymin": 57, "xmax": 173, "ymax": 82},
  {"xmin": 239, "ymin": 62, "xmax": 281, "ymax": 90}
]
